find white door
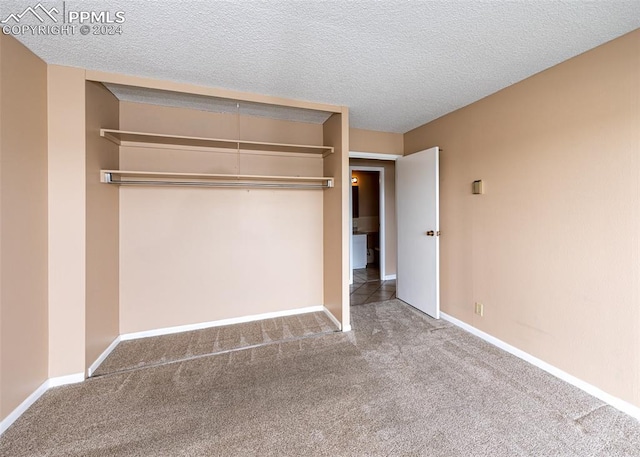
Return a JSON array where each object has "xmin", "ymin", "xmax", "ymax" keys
[{"xmin": 396, "ymin": 147, "xmax": 440, "ymax": 318}]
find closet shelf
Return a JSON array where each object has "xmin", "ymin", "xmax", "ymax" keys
[
  {"xmin": 100, "ymin": 170, "xmax": 334, "ymax": 189},
  {"xmin": 100, "ymin": 129, "xmax": 334, "ymax": 157}
]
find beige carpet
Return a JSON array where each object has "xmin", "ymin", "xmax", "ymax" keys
[
  {"xmin": 1, "ymin": 300, "xmax": 639, "ymax": 456},
  {"xmin": 93, "ymin": 311, "xmax": 338, "ymax": 376}
]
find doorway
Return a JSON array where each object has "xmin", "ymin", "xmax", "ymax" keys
[{"xmin": 349, "ymin": 165, "xmax": 385, "ymax": 284}]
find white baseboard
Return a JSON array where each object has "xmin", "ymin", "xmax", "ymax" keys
[
  {"xmin": 322, "ymin": 306, "xmax": 344, "ymax": 331},
  {"xmin": 87, "ymin": 337, "xmax": 122, "ymax": 377},
  {"xmin": 0, "ymin": 372, "xmax": 85, "ymax": 436},
  {"xmin": 48, "ymin": 373, "xmax": 84, "ymax": 388},
  {"xmin": 120, "ymin": 305, "xmax": 326, "ymax": 341},
  {"xmin": 440, "ymin": 312, "xmax": 640, "ymax": 421},
  {"xmin": 383, "ymin": 274, "xmax": 396, "ymax": 280},
  {"xmin": 0, "ymin": 380, "xmax": 48, "ymax": 435}
]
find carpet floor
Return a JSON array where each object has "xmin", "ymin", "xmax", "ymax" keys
[
  {"xmin": 1, "ymin": 299, "xmax": 639, "ymax": 456},
  {"xmin": 93, "ymin": 311, "xmax": 338, "ymax": 376}
]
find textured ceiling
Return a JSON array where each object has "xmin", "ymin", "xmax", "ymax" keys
[{"xmin": 4, "ymin": 1, "xmax": 640, "ymax": 133}]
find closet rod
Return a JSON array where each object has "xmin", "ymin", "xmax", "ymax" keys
[
  {"xmin": 106, "ymin": 180, "xmax": 329, "ymax": 189},
  {"xmin": 102, "ymin": 173, "xmax": 332, "ymax": 189}
]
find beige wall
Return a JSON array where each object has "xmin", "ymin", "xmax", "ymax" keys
[
  {"xmin": 0, "ymin": 36, "xmax": 49, "ymax": 419},
  {"xmin": 404, "ymin": 30, "xmax": 640, "ymax": 407},
  {"xmin": 118, "ymin": 102, "xmax": 325, "ymax": 333},
  {"xmin": 323, "ymin": 111, "xmax": 350, "ymax": 328},
  {"xmin": 47, "ymin": 65, "xmax": 86, "ymax": 378},
  {"xmin": 350, "ymin": 159, "xmax": 397, "ymax": 275},
  {"xmin": 350, "ymin": 128, "xmax": 403, "ymax": 156},
  {"xmin": 85, "ymin": 82, "xmax": 119, "ymax": 367}
]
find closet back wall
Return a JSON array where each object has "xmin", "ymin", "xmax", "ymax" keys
[{"xmin": 118, "ymin": 102, "xmax": 325, "ymax": 333}]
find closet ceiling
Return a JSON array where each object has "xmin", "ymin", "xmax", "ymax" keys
[
  {"xmin": 104, "ymin": 84, "xmax": 333, "ymax": 124},
  {"xmin": 6, "ymin": 0, "xmax": 640, "ymax": 132}
]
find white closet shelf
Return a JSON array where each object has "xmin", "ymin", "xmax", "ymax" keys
[
  {"xmin": 100, "ymin": 170, "xmax": 334, "ymax": 189},
  {"xmin": 100, "ymin": 129, "xmax": 334, "ymax": 156}
]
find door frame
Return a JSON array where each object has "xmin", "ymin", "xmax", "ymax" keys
[
  {"xmin": 349, "ymin": 151, "xmax": 402, "ymax": 285},
  {"xmin": 348, "ymin": 164, "xmax": 386, "ymax": 284},
  {"xmin": 348, "ymin": 151, "xmax": 401, "ymax": 285}
]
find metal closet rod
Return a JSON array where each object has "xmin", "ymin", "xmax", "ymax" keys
[
  {"xmin": 109, "ymin": 180, "xmax": 329, "ymax": 189},
  {"xmin": 103, "ymin": 175, "xmax": 331, "ymax": 189}
]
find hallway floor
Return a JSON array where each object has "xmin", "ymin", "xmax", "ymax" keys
[{"xmin": 350, "ymin": 267, "xmax": 396, "ymax": 306}]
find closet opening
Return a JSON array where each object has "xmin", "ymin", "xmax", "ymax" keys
[{"xmin": 83, "ymin": 76, "xmax": 351, "ymax": 378}]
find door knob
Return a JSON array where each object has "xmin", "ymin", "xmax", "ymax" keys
[{"xmin": 426, "ymin": 231, "xmax": 435, "ymax": 236}]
